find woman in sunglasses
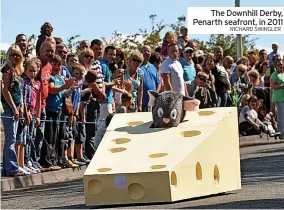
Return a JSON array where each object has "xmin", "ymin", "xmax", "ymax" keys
[
  {"xmin": 124, "ymin": 51, "xmax": 144, "ymax": 112},
  {"xmin": 79, "ymin": 48, "xmax": 95, "ymax": 73},
  {"xmin": 1, "ymin": 44, "xmax": 25, "ymax": 176}
]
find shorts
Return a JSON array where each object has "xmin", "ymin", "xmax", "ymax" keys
[{"xmin": 16, "ymin": 119, "xmax": 28, "ymax": 144}]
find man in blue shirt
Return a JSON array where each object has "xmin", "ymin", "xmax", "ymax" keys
[
  {"xmin": 97, "ymin": 46, "xmax": 120, "ymax": 144},
  {"xmin": 179, "ymin": 47, "xmax": 196, "ymax": 96},
  {"xmin": 140, "ymin": 45, "xmax": 161, "ymax": 112}
]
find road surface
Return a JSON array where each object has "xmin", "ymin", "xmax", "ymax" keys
[{"xmin": 2, "ymin": 143, "xmax": 284, "ymax": 209}]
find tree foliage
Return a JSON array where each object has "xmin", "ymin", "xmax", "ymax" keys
[
  {"xmin": 168, "ymin": 15, "xmax": 186, "ymax": 37},
  {"xmin": 67, "ymin": 35, "xmax": 81, "ymax": 53},
  {"xmin": 99, "ymin": 14, "xmax": 258, "ymax": 60},
  {"xmin": 0, "ymin": 50, "xmax": 7, "ymax": 67},
  {"xmin": 27, "ymin": 34, "xmax": 37, "ymax": 55},
  {"xmin": 1, "ymin": 14, "xmax": 259, "ymax": 61},
  {"xmin": 205, "ymin": 34, "xmax": 258, "ymax": 61}
]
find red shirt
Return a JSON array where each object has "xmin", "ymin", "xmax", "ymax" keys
[{"xmin": 41, "ymin": 63, "xmax": 52, "ymax": 108}]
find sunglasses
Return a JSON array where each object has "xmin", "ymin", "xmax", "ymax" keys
[
  {"xmin": 84, "ymin": 55, "xmax": 93, "ymax": 59},
  {"xmin": 250, "ymin": 74, "xmax": 257, "ymax": 77},
  {"xmin": 10, "ymin": 54, "xmax": 21, "ymax": 58},
  {"xmin": 132, "ymin": 58, "xmax": 142, "ymax": 64},
  {"xmin": 239, "ymin": 70, "xmax": 245, "ymax": 73}
]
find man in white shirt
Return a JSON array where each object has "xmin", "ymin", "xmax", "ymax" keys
[{"xmin": 161, "ymin": 43, "xmax": 187, "ymax": 96}]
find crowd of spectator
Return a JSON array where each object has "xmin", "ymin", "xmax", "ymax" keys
[{"xmin": 1, "ymin": 22, "xmax": 283, "ymax": 177}]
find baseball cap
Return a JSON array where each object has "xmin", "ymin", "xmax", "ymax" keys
[
  {"xmin": 183, "ymin": 47, "xmax": 193, "ymax": 53},
  {"xmin": 180, "ymin": 26, "xmax": 188, "ymax": 32}
]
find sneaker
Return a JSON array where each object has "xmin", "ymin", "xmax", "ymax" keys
[
  {"xmin": 18, "ymin": 167, "xmax": 31, "ymax": 175},
  {"xmin": 82, "ymin": 155, "xmax": 91, "ymax": 164},
  {"xmin": 72, "ymin": 159, "xmax": 85, "ymax": 166},
  {"xmin": 28, "ymin": 165, "xmax": 41, "ymax": 173},
  {"xmin": 32, "ymin": 161, "xmax": 43, "ymax": 169},
  {"xmin": 62, "ymin": 160, "xmax": 79, "ymax": 168},
  {"xmin": 77, "ymin": 157, "xmax": 90, "ymax": 165},
  {"xmin": 24, "ymin": 166, "xmax": 37, "ymax": 174}
]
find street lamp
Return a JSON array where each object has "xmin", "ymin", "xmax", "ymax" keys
[{"xmin": 235, "ymin": 0, "xmax": 243, "ymax": 59}]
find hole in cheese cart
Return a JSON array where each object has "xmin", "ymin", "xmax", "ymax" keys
[
  {"xmin": 88, "ymin": 179, "xmax": 103, "ymax": 195},
  {"xmin": 196, "ymin": 162, "xmax": 202, "ymax": 184},
  {"xmin": 128, "ymin": 183, "xmax": 145, "ymax": 200},
  {"xmin": 109, "ymin": 147, "xmax": 127, "ymax": 153},
  {"xmin": 179, "ymin": 130, "xmax": 201, "ymax": 137},
  {"xmin": 170, "ymin": 171, "xmax": 177, "ymax": 189},
  {"xmin": 151, "ymin": 165, "xmax": 166, "ymax": 169},
  {"xmin": 214, "ymin": 165, "xmax": 220, "ymax": 185},
  {"xmin": 97, "ymin": 168, "xmax": 112, "ymax": 172},
  {"xmin": 149, "ymin": 153, "xmax": 168, "ymax": 158},
  {"xmin": 127, "ymin": 121, "xmax": 144, "ymax": 126},
  {"xmin": 198, "ymin": 111, "xmax": 215, "ymax": 116},
  {"xmin": 112, "ymin": 138, "xmax": 131, "ymax": 144}
]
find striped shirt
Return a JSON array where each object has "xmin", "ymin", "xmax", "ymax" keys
[
  {"xmin": 21, "ymin": 74, "xmax": 41, "ymax": 114},
  {"xmin": 22, "ymin": 74, "xmax": 33, "ymax": 109},
  {"xmin": 92, "ymin": 60, "xmax": 104, "ymax": 91},
  {"xmin": 81, "ymin": 60, "xmax": 104, "ymax": 104}
]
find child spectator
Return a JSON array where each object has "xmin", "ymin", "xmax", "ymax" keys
[
  {"xmin": 19, "ymin": 57, "xmax": 42, "ymax": 174},
  {"xmin": 177, "ymin": 26, "xmax": 189, "ymax": 54},
  {"xmin": 114, "ymin": 80, "xmax": 133, "ymax": 108},
  {"xmin": 1, "ymin": 44, "xmax": 25, "ymax": 176},
  {"xmin": 79, "ymin": 70, "xmax": 106, "ymax": 124},
  {"xmin": 77, "ymin": 65, "xmax": 106, "ymax": 163},
  {"xmin": 67, "ymin": 63, "xmax": 90, "ymax": 165},
  {"xmin": 40, "ymin": 55, "xmax": 75, "ymax": 170},
  {"xmin": 116, "ymin": 92, "xmax": 133, "ymax": 113},
  {"xmin": 160, "ymin": 31, "xmax": 176, "ymax": 58}
]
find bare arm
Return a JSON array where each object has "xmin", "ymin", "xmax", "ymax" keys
[
  {"xmin": 161, "ymin": 73, "xmax": 172, "ymax": 91},
  {"xmin": 75, "ymin": 103, "xmax": 80, "ymax": 116},
  {"xmin": 184, "ymin": 82, "xmax": 189, "ymax": 96},
  {"xmin": 49, "ymin": 82, "xmax": 70, "ymax": 94},
  {"xmin": 80, "ymin": 103, "xmax": 86, "ymax": 124},
  {"xmin": 270, "ymin": 79, "xmax": 284, "ymax": 90},
  {"xmin": 156, "ymin": 83, "xmax": 161, "ymax": 93},
  {"xmin": 2, "ymin": 73, "xmax": 18, "ymax": 113},
  {"xmin": 138, "ymin": 76, "xmax": 144, "ymax": 111},
  {"xmin": 64, "ymin": 88, "xmax": 73, "ymax": 98},
  {"xmin": 105, "ymin": 78, "xmax": 120, "ymax": 88},
  {"xmin": 112, "ymin": 86, "xmax": 126, "ymax": 94}
]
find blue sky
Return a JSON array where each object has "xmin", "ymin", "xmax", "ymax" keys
[{"xmin": 1, "ymin": 0, "xmax": 284, "ymax": 54}]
